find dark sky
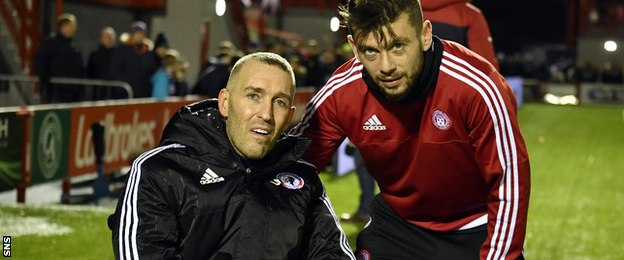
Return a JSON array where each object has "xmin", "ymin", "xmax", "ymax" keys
[{"xmin": 471, "ymin": 0, "xmax": 569, "ymax": 53}]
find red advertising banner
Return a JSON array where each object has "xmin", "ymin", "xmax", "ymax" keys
[{"xmin": 68, "ymin": 99, "xmax": 198, "ymax": 177}]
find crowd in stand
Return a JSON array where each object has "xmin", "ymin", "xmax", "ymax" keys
[
  {"xmin": 33, "ymin": 13, "xmax": 624, "ymax": 104},
  {"xmin": 32, "ymin": 13, "xmax": 355, "ymax": 104},
  {"xmin": 498, "ymin": 51, "xmax": 624, "ymax": 84},
  {"xmin": 34, "ymin": 15, "xmax": 191, "ymax": 103}
]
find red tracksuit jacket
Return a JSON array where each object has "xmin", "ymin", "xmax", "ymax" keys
[
  {"xmin": 290, "ymin": 38, "xmax": 530, "ymax": 260},
  {"xmin": 421, "ymin": 0, "xmax": 500, "ymax": 70}
]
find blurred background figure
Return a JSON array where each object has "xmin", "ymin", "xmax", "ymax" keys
[
  {"xmin": 421, "ymin": 0, "xmax": 499, "ymax": 70},
  {"xmin": 34, "ymin": 13, "xmax": 85, "ymax": 103},
  {"xmin": 108, "ymin": 20, "xmax": 158, "ymax": 99},
  {"xmin": 152, "ymin": 32, "xmax": 170, "ymax": 68},
  {"xmin": 600, "ymin": 62, "xmax": 624, "ymax": 84},
  {"xmin": 87, "ymin": 27, "xmax": 117, "ymax": 100},
  {"xmin": 302, "ymin": 39, "xmax": 324, "ymax": 88},
  {"xmin": 192, "ymin": 40, "xmax": 240, "ymax": 98},
  {"xmin": 287, "ymin": 55, "xmax": 308, "ymax": 87},
  {"xmin": 151, "ymin": 49, "xmax": 180, "ymax": 100},
  {"xmin": 174, "ymin": 57, "xmax": 191, "ymax": 97},
  {"xmin": 580, "ymin": 61, "xmax": 599, "ymax": 82}
]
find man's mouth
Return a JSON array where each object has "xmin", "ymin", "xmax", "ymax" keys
[
  {"xmin": 251, "ymin": 128, "xmax": 270, "ymax": 136},
  {"xmin": 380, "ymin": 77, "xmax": 401, "ymax": 88}
]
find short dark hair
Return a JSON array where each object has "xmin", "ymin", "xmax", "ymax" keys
[{"xmin": 339, "ymin": 0, "xmax": 423, "ymax": 48}]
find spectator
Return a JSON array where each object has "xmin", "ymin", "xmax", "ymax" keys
[
  {"xmin": 152, "ymin": 32, "xmax": 170, "ymax": 68},
  {"xmin": 421, "ymin": 0, "xmax": 499, "ymax": 70},
  {"xmin": 173, "ymin": 57, "xmax": 191, "ymax": 96},
  {"xmin": 108, "ymin": 21, "xmax": 158, "ymax": 99},
  {"xmin": 580, "ymin": 61, "xmax": 598, "ymax": 82},
  {"xmin": 317, "ymin": 47, "xmax": 342, "ymax": 85},
  {"xmin": 192, "ymin": 41, "xmax": 240, "ymax": 98},
  {"xmin": 34, "ymin": 13, "xmax": 85, "ymax": 103},
  {"xmin": 303, "ymin": 39, "xmax": 324, "ymax": 88},
  {"xmin": 499, "ymin": 52, "xmax": 526, "ymax": 77},
  {"xmin": 600, "ymin": 62, "xmax": 624, "ymax": 83},
  {"xmin": 109, "ymin": 52, "xmax": 355, "ymax": 259},
  {"xmin": 87, "ymin": 27, "xmax": 116, "ymax": 100},
  {"xmin": 287, "ymin": 54, "xmax": 308, "ymax": 87},
  {"xmin": 150, "ymin": 49, "xmax": 180, "ymax": 100}
]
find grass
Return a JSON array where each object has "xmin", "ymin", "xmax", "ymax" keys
[
  {"xmin": 1, "ymin": 103, "xmax": 623, "ymax": 259},
  {"xmin": 516, "ymin": 103, "xmax": 624, "ymax": 259},
  {"xmin": 0, "ymin": 203, "xmax": 114, "ymax": 259}
]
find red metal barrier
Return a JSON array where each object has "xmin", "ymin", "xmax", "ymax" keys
[{"xmin": 0, "ymin": 0, "xmax": 42, "ymax": 75}]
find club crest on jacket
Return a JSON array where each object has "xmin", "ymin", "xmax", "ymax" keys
[
  {"xmin": 277, "ymin": 172, "xmax": 304, "ymax": 189},
  {"xmin": 432, "ymin": 109, "xmax": 451, "ymax": 131}
]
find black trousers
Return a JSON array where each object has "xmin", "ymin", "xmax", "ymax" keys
[{"xmin": 355, "ymin": 194, "xmax": 524, "ymax": 260}]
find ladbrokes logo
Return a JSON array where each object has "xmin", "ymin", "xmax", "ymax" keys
[{"xmin": 73, "ymin": 111, "xmax": 156, "ymax": 169}]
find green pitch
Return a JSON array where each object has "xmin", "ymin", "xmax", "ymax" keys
[{"xmin": 0, "ymin": 103, "xmax": 622, "ymax": 259}]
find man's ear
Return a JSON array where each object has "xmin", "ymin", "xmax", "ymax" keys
[
  {"xmin": 347, "ymin": 35, "xmax": 360, "ymax": 60},
  {"xmin": 218, "ymin": 88, "xmax": 229, "ymax": 117},
  {"xmin": 282, "ymin": 106, "xmax": 296, "ymax": 131},
  {"xmin": 422, "ymin": 20, "xmax": 433, "ymax": 52}
]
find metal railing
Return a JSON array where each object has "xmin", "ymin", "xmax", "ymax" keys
[{"xmin": 0, "ymin": 74, "xmax": 133, "ymax": 106}]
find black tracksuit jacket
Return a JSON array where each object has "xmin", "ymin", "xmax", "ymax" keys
[{"xmin": 109, "ymin": 99, "xmax": 355, "ymax": 260}]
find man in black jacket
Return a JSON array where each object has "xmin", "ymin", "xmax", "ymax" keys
[
  {"xmin": 108, "ymin": 21, "xmax": 157, "ymax": 99},
  {"xmin": 109, "ymin": 52, "xmax": 355, "ymax": 260},
  {"xmin": 87, "ymin": 27, "xmax": 116, "ymax": 100},
  {"xmin": 34, "ymin": 13, "xmax": 84, "ymax": 103}
]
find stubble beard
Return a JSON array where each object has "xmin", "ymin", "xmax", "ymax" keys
[{"xmin": 375, "ymin": 75, "xmax": 416, "ymax": 103}]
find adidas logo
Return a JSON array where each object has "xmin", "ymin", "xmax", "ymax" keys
[
  {"xmin": 363, "ymin": 114, "xmax": 386, "ymax": 130},
  {"xmin": 200, "ymin": 167, "xmax": 225, "ymax": 185}
]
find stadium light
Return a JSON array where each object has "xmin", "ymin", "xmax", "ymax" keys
[
  {"xmin": 544, "ymin": 93, "xmax": 579, "ymax": 105},
  {"xmin": 216, "ymin": 0, "xmax": 226, "ymax": 16},
  {"xmin": 330, "ymin": 17, "xmax": 340, "ymax": 32},
  {"xmin": 604, "ymin": 40, "xmax": 617, "ymax": 52}
]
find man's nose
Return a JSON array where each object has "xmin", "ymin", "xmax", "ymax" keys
[
  {"xmin": 257, "ymin": 99, "xmax": 274, "ymax": 122},
  {"xmin": 379, "ymin": 52, "xmax": 396, "ymax": 76}
]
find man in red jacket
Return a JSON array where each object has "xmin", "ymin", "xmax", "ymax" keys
[
  {"xmin": 421, "ymin": 0, "xmax": 499, "ymax": 70},
  {"xmin": 290, "ymin": 0, "xmax": 530, "ymax": 259}
]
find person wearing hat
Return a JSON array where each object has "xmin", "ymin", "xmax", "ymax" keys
[
  {"xmin": 192, "ymin": 41, "xmax": 240, "ymax": 98},
  {"xmin": 109, "ymin": 20, "xmax": 158, "ymax": 99},
  {"xmin": 152, "ymin": 32, "xmax": 170, "ymax": 68}
]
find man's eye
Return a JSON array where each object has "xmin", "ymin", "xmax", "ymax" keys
[
  {"xmin": 276, "ymin": 99, "xmax": 287, "ymax": 107},
  {"xmin": 364, "ymin": 49, "xmax": 376, "ymax": 55},
  {"xmin": 394, "ymin": 43, "xmax": 403, "ymax": 50},
  {"xmin": 248, "ymin": 93, "xmax": 259, "ymax": 99}
]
